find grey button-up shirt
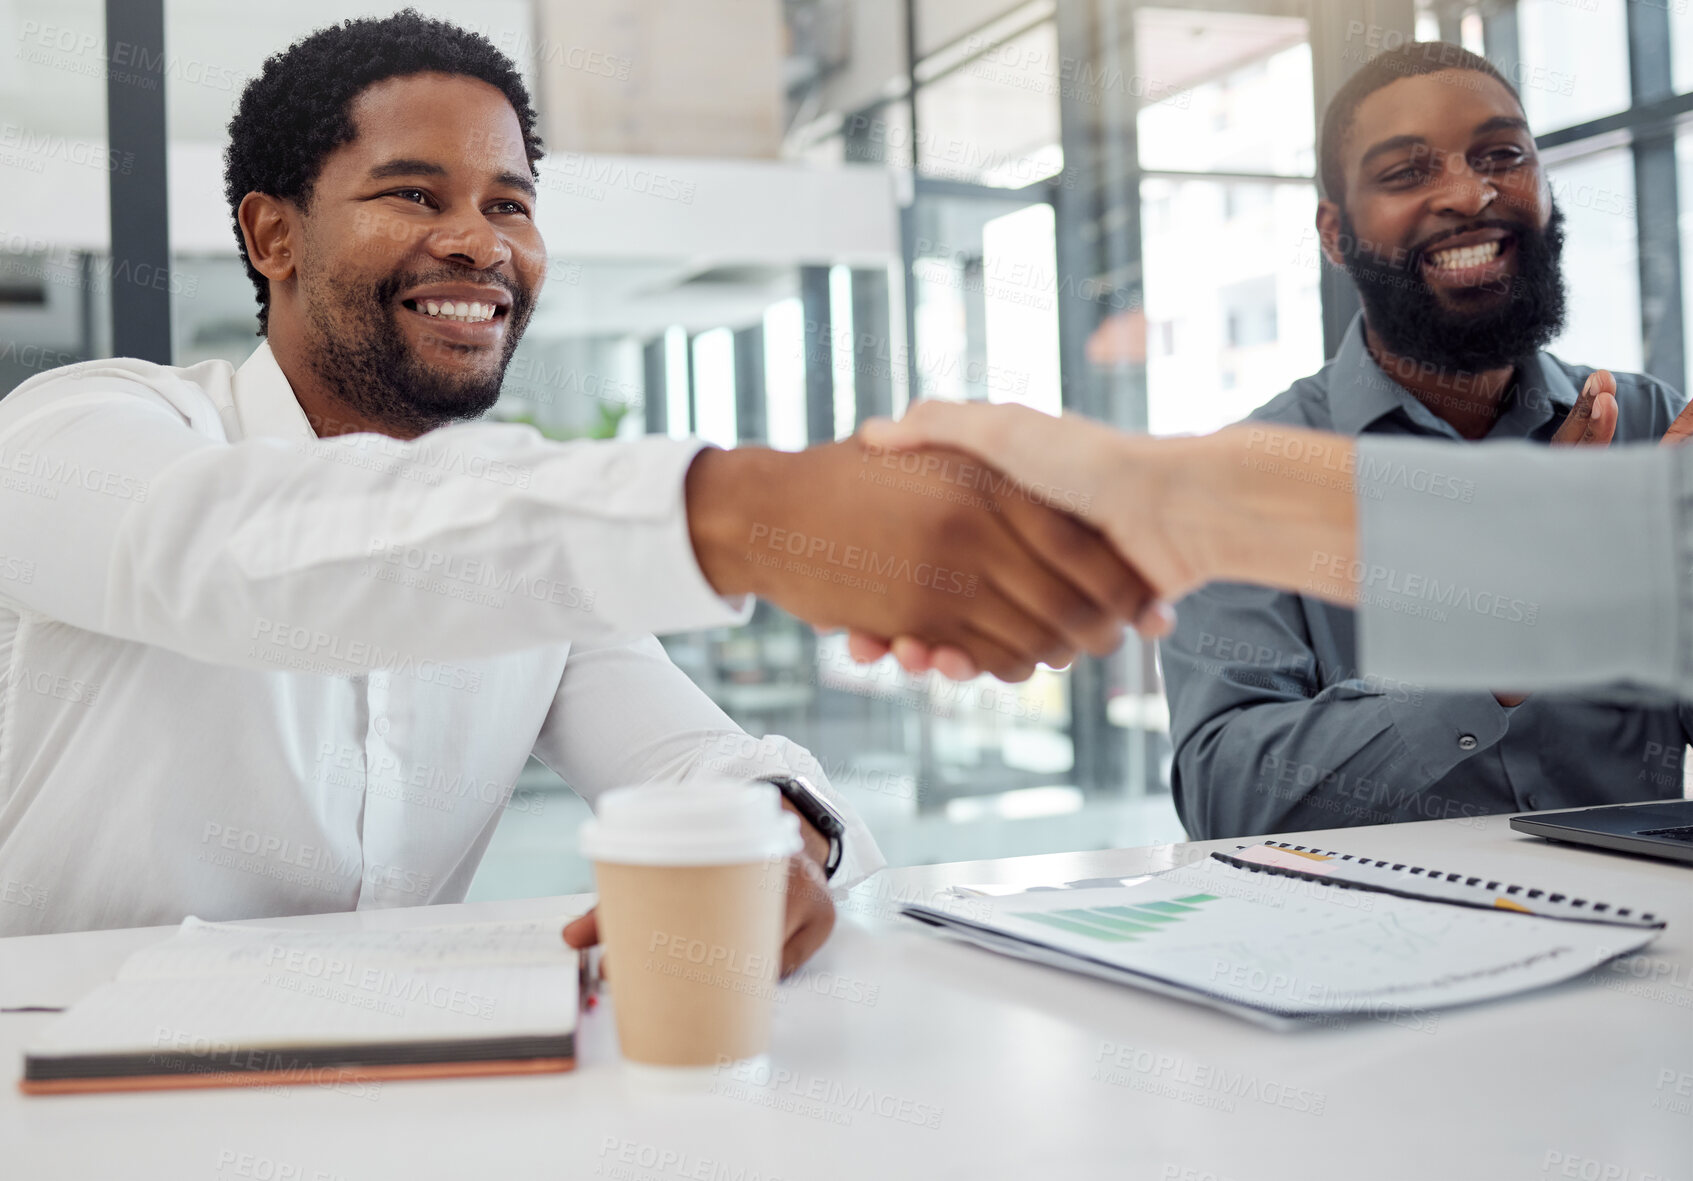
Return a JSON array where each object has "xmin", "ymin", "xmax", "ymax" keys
[{"xmin": 1160, "ymin": 315, "xmax": 1693, "ymax": 840}]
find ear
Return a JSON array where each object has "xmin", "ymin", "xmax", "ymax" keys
[
  {"xmin": 1315, "ymin": 199, "xmax": 1346, "ymax": 268},
  {"xmin": 237, "ymin": 192, "xmax": 297, "ymax": 283}
]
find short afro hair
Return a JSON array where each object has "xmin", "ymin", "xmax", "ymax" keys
[
  {"xmin": 1319, "ymin": 41, "xmax": 1520, "ymax": 205},
  {"xmin": 224, "ymin": 9, "xmax": 545, "ymax": 336}
]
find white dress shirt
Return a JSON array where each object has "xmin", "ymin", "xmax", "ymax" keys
[{"xmin": 0, "ymin": 342, "xmax": 883, "ymax": 936}]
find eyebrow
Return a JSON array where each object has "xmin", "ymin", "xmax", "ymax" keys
[
  {"xmin": 494, "ymin": 169, "xmax": 538, "ymax": 199},
  {"xmin": 1358, "ymin": 114, "xmax": 1533, "ymax": 173},
  {"xmin": 1358, "ymin": 134, "xmax": 1425, "ymax": 171},
  {"xmin": 366, "ymin": 158, "xmax": 538, "ymax": 199},
  {"xmin": 1472, "ymin": 115, "xmax": 1530, "ymax": 137}
]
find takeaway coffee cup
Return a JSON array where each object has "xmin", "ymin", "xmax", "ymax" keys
[{"xmin": 579, "ymin": 779, "xmax": 800, "ymax": 1068}]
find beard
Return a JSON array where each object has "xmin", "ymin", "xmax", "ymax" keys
[
  {"xmin": 1339, "ymin": 202, "xmax": 1567, "ymax": 372},
  {"xmin": 299, "ymin": 264, "xmax": 535, "ymax": 438}
]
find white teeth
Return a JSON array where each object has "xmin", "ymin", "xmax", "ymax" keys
[
  {"xmin": 1429, "ymin": 240, "xmax": 1502, "ymax": 270},
  {"xmin": 413, "ymin": 298, "xmax": 497, "ymax": 323}
]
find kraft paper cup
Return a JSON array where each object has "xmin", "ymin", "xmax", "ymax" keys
[{"xmin": 580, "ymin": 780, "xmax": 800, "ymax": 1069}]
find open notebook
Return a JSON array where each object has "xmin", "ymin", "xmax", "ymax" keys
[
  {"xmin": 21, "ymin": 916, "xmax": 582, "ymax": 1095},
  {"xmin": 902, "ymin": 842, "xmax": 1666, "ymax": 1029}
]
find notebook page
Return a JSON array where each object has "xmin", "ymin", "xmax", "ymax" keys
[
  {"xmin": 29, "ymin": 960, "xmax": 577, "ymax": 1057},
  {"xmin": 116, "ymin": 917, "xmax": 572, "ymax": 982}
]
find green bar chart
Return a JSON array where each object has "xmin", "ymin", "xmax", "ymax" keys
[{"xmin": 1010, "ymin": 895, "xmax": 1220, "ymax": 942}]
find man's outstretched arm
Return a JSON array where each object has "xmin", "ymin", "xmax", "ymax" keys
[
  {"xmin": 863, "ymin": 402, "xmax": 1688, "ymax": 698},
  {"xmin": 0, "ymin": 368, "xmax": 1149, "ymax": 682}
]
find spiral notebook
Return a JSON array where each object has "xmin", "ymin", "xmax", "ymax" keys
[{"xmin": 901, "ymin": 842, "xmax": 1665, "ymax": 1029}]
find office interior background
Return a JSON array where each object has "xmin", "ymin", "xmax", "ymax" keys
[{"xmin": 3, "ymin": 0, "xmax": 1690, "ymax": 897}]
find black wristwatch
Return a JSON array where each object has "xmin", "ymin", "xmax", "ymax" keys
[{"xmin": 759, "ymin": 774, "xmax": 846, "ymax": 880}]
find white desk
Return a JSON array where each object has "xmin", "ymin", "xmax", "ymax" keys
[{"xmin": 3, "ymin": 813, "xmax": 1689, "ymax": 1181}]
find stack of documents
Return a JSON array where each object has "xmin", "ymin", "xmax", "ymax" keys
[{"xmin": 903, "ymin": 844, "xmax": 1664, "ymax": 1028}]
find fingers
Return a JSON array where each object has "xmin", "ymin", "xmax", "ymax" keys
[
  {"xmin": 991, "ymin": 490, "xmax": 1148, "ymax": 657},
  {"xmin": 889, "ymin": 635, "xmax": 937, "ymax": 674},
  {"xmin": 930, "ymin": 645, "xmax": 980, "ymax": 680},
  {"xmin": 561, "ymin": 910, "xmax": 598, "ymax": 949},
  {"xmin": 872, "ymin": 635, "xmax": 980, "ymax": 681},
  {"xmin": 781, "ymin": 856, "xmax": 836, "ymax": 978},
  {"xmin": 860, "ymin": 401, "xmax": 1011, "ymax": 458},
  {"xmin": 846, "ymin": 630, "xmax": 893, "ymax": 664},
  {"xmin": 1664, "ymin": 394, "xmax": 1693, "ymax": 446},
  {"xmin": 863, "ymin": 403, "xmax": 1108, "ymax": 527},
  {"xmin": 1136, "ymin": 601, "xmax": 1178, "ymax": 639},
  {"xmin": 956, "ymin": 622, "xmax": 1042, "ymax": 683},
  {"xmin": 959, "ymin": 580, "xmax": 1080, "ymax": 678},
  {"xmin": 1552, "ymin": 371, "xmax": 1616, "ymax": 447},
  {"xmin": 855, "ymin": 634, "xmax": 981, "ymax": 681}
]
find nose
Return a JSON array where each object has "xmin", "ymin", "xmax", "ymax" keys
[
  {"xmin": 428, "ymin": 205, "xmax": 512, "ymax": 271},
  {"xmin": 1429, "ymin": 152, "xmax": 1496, "ymax": 219}
]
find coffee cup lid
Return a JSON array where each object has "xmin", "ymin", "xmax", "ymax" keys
[{"xmin": 579, "ymin": 779, "xmax": 802, "ymax": 866}]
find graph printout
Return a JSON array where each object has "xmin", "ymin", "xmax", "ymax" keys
[{"xmin": 973, "ymin": 859, "xmax": 1658, "ymax": 1017}]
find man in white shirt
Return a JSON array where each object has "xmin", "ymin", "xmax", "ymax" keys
[{"xmin": 0, "ymin": 14, "xmax": 1150, "ymax": 957}]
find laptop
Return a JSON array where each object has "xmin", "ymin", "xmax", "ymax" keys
[{"xmin": 1511, "ymin": 799, "xmax": 1693, "ymax": 865}]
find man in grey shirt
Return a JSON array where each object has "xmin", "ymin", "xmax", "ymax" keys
[{"xmin": 1156, "ymin": 43, "xmax": 1692, "ymax": 838}]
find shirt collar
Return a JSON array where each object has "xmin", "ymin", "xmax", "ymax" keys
[
  {"xmin": 1491, "ymin": 348, "xmax": 1578, "ymax": 438},
  {"xmin": 231, "ymin": 340, "xmax": 317, "ymax": 443},
  {"xmin": 1328, "ymin": 312, "xmax": 1577, "ymax": 439},
  {"xmin": 1328, "ymin": 313, "xmax": 1427, "ymax": 435}
]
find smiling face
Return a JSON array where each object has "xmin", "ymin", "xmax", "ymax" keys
[
  {"xmin": 264, "ymin": 71, "xmax": 546, "ymax": 435},
  {"xmin": 1318, "ymin": 68, "xmax": 1566, "ymax": 370}
]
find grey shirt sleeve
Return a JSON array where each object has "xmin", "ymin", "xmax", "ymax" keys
[{"xmin": 1354, "ymin": 438, "xmax": 1687, "ymax": 695}]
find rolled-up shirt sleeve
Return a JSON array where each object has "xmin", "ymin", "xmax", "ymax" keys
[{"xmin": 1354, "ymin": 437, "xmax": 1687, "ymax": 696}]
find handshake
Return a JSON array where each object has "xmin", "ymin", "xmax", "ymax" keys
[{"xmin": 684, "ymin": 402, "xmax": 1365, "ymax": 681}]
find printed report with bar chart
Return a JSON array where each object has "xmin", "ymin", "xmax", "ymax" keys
[{"xmin": 900, "ymin": 846, "xmax": 1664, "ymax": 1028}]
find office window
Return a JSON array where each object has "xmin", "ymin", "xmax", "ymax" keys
[
  {"xmin": 0, "ymin": 0, "xmax": 112, "ymax": 395},
  {"xmin": 1133, "ymin": 9, "xmax": 1322, "ymax": 438},
  {"xmin": 691, "ymin": 328, "xmax": 738, "ymax": 449},
  {"xmin": 1543, "ymin": 148, "xmax": 1642, "ymax": 374},
  {"xmin": 1140, "ymin": 177, "xmax": 1323, "ymax": 436},
  {"xmin": 1134, "ymin": 9, "xmax": 1314, "ymax": 177},
  {"xmin": 1676, "ymin": 127, "xmax": 1693, "ymax": 389},
  {"xmin": 1515, "ymin": 0, "xmax": 1630, "ymax": 133},
  {"xmin": 980, "ymin": 202, "xmax": 1061, "ymax": 414},
  {"xmin": 1674, "ymin": 4, "xmax": 1693, "ymax": 96},
  {"xmin": 762, "ymin": 299, "xmax": 809, "ymax": 452},
  {"xmin": 915, "ymin": 19, "xmax": 1062, "ymax": 188}
]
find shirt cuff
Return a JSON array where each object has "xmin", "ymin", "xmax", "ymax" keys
[
  {"xmin": 691, "ymin": 733, "xmax": 887, "ymax": 892},
  {"xmin": 548, "ymin": 436, "xmax": 753, "ymax": 635},
  {"xmin": 1355, "ymin": 438, "xmax": 1681, "ymax": 694},
  {"xmin": 1384, "ymin": 690, "xmax": 1511, "ymax": 781}
]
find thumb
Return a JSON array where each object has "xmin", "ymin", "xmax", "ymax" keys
[
  {"xmin": 1552, "ymin": 371, "xmax": 1611, "ymax": 446},
  {"xmin": 858, "ymin": 400, "xmax": 977, "ymax": 454},
  {"xmin": 562, "ymin": 909, "xmax": 599, "ymax": 949},
  {"xmin": 1587, "ymin": 388, "xmax": 1617, "ymax": 445},
  {"xmin": 1664, "ymin": 396, "xmax": 1693, "ymax": 447}
]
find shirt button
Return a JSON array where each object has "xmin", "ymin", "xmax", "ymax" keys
[
  {"xmin": 1525, "ymin": 794, "xmax": 1541, "ymax": 810},
  {"xmin": 374, "ymin": 717, "xmax": 391, "ymax": 737},
  {"xmin": 1457, "ymin": 734, "xmax": 1478, "ymax": 751}
]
